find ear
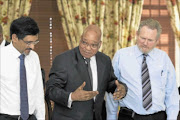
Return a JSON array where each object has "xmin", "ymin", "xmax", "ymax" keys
[
  {"xmin": 98, "ymin": 41, "xmax": 102, "ymax": 49},
  {"xmin": 12, "ymin": 34, "xmax": 18, "ymax": 43}
]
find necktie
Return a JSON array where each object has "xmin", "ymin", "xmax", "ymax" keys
[
  {"xmin": 85, "ymin": 58, "xmax": 93, "ymax": 89},
  {"xmin": 141, "ymin": 54, "xmax": 152, "ymax": 110},
  {"xmin": 19, "ymin": 54, "xmax": 29, "ymax": 120}
]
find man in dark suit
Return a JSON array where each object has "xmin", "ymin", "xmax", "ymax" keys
[{"xmin": 46, "ymin": 25, "xmax": 127, "ymax": 120}]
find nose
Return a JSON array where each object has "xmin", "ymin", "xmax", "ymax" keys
[
  {"xmin": 85, "ymin": 44, "xmax": 91, "ymax": 50},
  {"xmin": 144, "ymin": 39, "xmax": 148, "ymax": 45},
  {"xmin": 29, "ymin": 44, "xmax": 35, "ymax": 50}
]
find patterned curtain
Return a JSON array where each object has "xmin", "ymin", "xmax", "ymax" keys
[
  {"xmin": 166, "ymin": 0, "xmax": 180, "ymax": 87},
  {"xmin": 0, "ymin": 0, "xmax": 32, "ymax": 42},
  {"xmin": 56, "ymin": 0, "xmax": 143, "ymax": 58},
  {"xmin": 166, "ymin": 0, "xmax": 180, "ymax": 46}
]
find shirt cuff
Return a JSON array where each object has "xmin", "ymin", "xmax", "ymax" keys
[{"xmin": 67, "ymin": 93, "xmax": 73, "ymax": 108}]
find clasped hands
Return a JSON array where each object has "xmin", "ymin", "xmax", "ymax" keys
[{"xmin": 71, "ymin": 80, "xmax": 126, "ymax": 101}]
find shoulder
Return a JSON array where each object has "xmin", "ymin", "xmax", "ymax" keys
[
  {"xmin": 96, "ymin": 51, "xmax": 111, "ymax": 61},
  {"xmin": 29, "ymin": 50, "xmax": 39, "ymax": 59},
  {"xmin": 153, "ymin": 48, "xmax": 169, "ymax": 59},
  {"xmin": 54, "ymin": 47, "xmax": 76, "ymax": 60},
  {"xmin": 114, "ymin": 45, "xmax": 135, "ymax": 58}
]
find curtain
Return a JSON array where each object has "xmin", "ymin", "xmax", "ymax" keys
[
  {"xmin": 166, "ymin": 0, "xmax": 180, "ymax": 87},
  {"xmin": 0, "ymin": 0, "xmax": 32, "ymax": 42},
  {"xmin": 166, "ymin": 0, "xmax": 180, "ymax": 46},
  {"xmin": 56, "ymin": 0, "xmax": 143, "ymax": 59}
]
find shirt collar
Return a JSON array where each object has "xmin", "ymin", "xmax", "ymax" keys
[
  {"xmin": 9, "ymin": 42, "xmax": 22, "ymax": 58},
  {"xmin": 134, "ymin": 45, "xmax": 155, "ymax": 60},
  {"xmin": 84, "ymin": 56, "xmax": 96, "ymax": 61}
]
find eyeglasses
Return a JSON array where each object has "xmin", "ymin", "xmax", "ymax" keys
[
  {"xmin": 22, "ymin": 40, "xmax": 39, "ymax": 46},
  {"xmin": 81, "ymin": 40, "xmax": 100, "ymax": 49}
]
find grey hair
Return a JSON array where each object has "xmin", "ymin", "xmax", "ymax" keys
[{"xmin": 137, "ymin": 18, "xmax": 162, "ymax": 39}]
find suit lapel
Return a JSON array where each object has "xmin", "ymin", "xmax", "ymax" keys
[
  {"xmin": 74, "ymin": 47, "xmax": 92, "ymax": 91},
  {"xmin": 96, "ymin": 52, "xmax": 105, "ymax": 92}
]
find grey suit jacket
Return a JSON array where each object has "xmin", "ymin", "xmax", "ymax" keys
[{"xmin": 46, "ymin": 47, "xmax": 122, "ymax": 120}]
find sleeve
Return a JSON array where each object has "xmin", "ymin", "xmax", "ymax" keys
[
  {"xmin": 34, "ymin": 54, "xmax": 45, "ymax": 120},
  {"xmin": 45, "ymin": 56, "xmax": 71, "ymax": 108},
  {"xmin": 67, "ymin": 93, "xmax": 73, "ymax": 108},
  {"xmin": 106, "ymin": 51, "xmax": 122, "ymax": 120},
  {"xmin": 106, "ymin": 54, "xmax": 127, "ymax": 94},
  {"xmin": 165, "ymin": 55, "xmax": 179, "ymax": 120}
]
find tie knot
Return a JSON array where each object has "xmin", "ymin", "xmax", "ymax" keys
[
  {"xmin": 85, "ymin": 58, "xmax": 90, "ymax": 64},
  {"xmin": 19, "ymin": 54, "xmax": 25, "ymax": 60},
  {"xmin": 143, "ymin": 54, "xmax": 148, "ymax": 57}
]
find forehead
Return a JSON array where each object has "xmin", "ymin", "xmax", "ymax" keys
[
  {"xmin": 23, "ymin": 35, "xmax": 38, "ymax": 41},
  {"xmin": 83, "ymin": 30, "xmax": 100, "ymax": 43},
  {"xmin": 139, "ymin": 26, "xmax": 157, "ymax": 38}
]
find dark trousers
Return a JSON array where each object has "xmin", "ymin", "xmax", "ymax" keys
[
  {"xmin": 118, "ymin": 107, "xmax": 167, "ymax": 120},
  {"xmin": 0, "ymin": 114, "xmax": 37, "ymax": 120}
]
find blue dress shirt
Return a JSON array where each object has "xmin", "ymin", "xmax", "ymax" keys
[{"xmin": 106, "ymin": 45, "xmax": 179, "ymax": 120}]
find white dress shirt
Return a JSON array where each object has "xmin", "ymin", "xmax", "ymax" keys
[
  {"xmin": 0, "ymin": 39, "xmax": 6, "ymax": 48},
  {"xmin": 68, "ymin": 56, "xmax": 98, "ymax": 107},
  {"xmin": 106, "ymin": 45, "xmax": 179, "ymax": 120},
  {"xmin": 0, "ymin": 43, "xmax": 45, "ymax": 120}
]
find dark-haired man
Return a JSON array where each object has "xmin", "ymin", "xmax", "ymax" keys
[{"xmin": 0, "ymin": 16, "xmax": 45, "ymax": 120}]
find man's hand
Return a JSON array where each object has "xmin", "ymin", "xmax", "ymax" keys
[
  {"xmin": 113, "ymin": 80, "xmax": 126, "ymax": 100},
  {"xmin": 71, "ymin": 82, "xmax": 99, "ymax": 101}
]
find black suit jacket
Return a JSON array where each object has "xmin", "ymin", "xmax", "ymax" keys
[{"xmin": 46, "ymin": 47, "xmax": 122, "ymax": 120}]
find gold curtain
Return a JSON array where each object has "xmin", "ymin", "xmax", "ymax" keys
[
  {"xmin": 166, "ymin": 0, "xmax": 180, "ymax": 46},
  {"xmin": 57, "ymin": 0, "xmax": 143, "ymax": 58},
  {"xmin": 0, "ymin": 0, "xmax": 32, "ymax": 42}
]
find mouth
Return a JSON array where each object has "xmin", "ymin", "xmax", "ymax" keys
[{"xmin": 26, "ymin": 48, "xmax": 32, "ymax": 50}]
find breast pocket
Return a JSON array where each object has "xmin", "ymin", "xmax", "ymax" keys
[{"xmin": 151, "ymin": 66, "xmax": 167, "ymax": 91}]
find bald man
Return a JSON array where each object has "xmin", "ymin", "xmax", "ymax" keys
[{"xmin": 46, "ymin": 25, "xmax": 127, "ymax": 120}]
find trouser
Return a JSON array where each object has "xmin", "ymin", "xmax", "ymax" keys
[
  {"xmin": 0, "ymin": 113, "xmax": 37, "ymax": 120},
  {"xmin": 118, "ymin": 107, "xmax": 167, "ymax": 120}
]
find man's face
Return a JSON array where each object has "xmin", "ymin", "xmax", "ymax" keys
[
  {"xmin": 79, "ymin": 30, "xmax": 101, "ymax": 58},
  {"xmin": 136, "ymin": 26, "xmax": 158, "ymax": 54},
  {"xmin": 13, "ymin": 34, "xmax": 39, "ymax": 55}
]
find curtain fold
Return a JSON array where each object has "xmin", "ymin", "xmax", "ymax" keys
[
  {"xmin": 0, "ymin": 0, "xmax": 32, "ymax": 42},
  {"xmin": 166, "ymin": 0, "xmax": 180, "ymax": 46},
  {"xmin": 57, "ymin": 0, "xmax": 143, "ymax": 58},
  {"xmin": 166, "ymin": 0, "xmax": 180, "ymax": 87}
]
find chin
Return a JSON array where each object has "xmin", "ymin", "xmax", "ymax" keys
[{"xmin": 24, "ymin": 50, "xmax": 31, "ymax": 55}]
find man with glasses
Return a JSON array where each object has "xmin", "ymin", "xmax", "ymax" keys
[
  {"xmin": 46, "ymin": 25, "xmax": 127, "ymax": 120},
  {"xmin": 106, "ymin": 19, "xmax": 179, "ymax": 120},
  {"xmin": 0, "ymin": 16, "xmax": 45, "ymax": 120}
]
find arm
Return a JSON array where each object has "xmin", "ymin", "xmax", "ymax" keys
[
  {"xmin": 46, "ymin": 56, "xmax": 70, "ymax": 107},
  {"xmin": 34, "ymin": 54, "xmax": 45, "ymax": 120},
  {"xmin": 106, "ymin": 55, "xmax": 127, "ymax": 98},
  {"xmin": 46, "ymin": 56, "xmax": 98, "ymax": 107},
  {"xmin": 106, "ymin": 92, "xmax": 119, "ymax": 120},
  {"xmin": 165, "ymin": 56, "xmax": 179, "ymax": 120},
  {"xmin": 106, "ymin": 51, "xmax": 125, "ymax": 119}
]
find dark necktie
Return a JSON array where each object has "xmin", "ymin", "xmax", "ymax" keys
[
  {"xmin": 85, "ymin": 58, "xmax": 93, "ymax": 89},
  {"xmin": 142, "ymin": 54, "xmax": 152, "ymax": 110},
  {"xmin": 19, "ymin": 54, "xmax": 29, "ymax": 120}
]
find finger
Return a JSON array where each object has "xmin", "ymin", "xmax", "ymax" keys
[
  {"xmin": 115, "ymin": 80, "xmax": 120, "ymax": 87},
  {"xmin": 86, "ymin": 91, "xmax": 99, "ymax": 99},
  {"xmin": 78, "ymin": 82, "xmax": 86, "ymax": 90}
]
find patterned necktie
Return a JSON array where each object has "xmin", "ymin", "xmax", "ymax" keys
[
  {"xmin": 19, "ymin": 54, "xmax": 29, "ymax": 120},
  {"xmin": 85, "ymin": 58, "xmax": 93, "ymax": 89},
  {"xmin": 142, "ymin": 54, "xmax": 152, "ymax": 110}
]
